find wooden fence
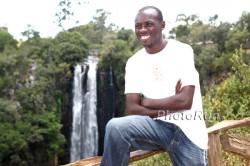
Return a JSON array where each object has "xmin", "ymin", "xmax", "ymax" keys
[{"xmin": 63, "ymin": 117, "xmax": 250, "ymax": 166}]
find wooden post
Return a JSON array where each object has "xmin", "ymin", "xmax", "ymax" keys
[{"xmin": 208, "ymin": 133, "xmax": 222, "ymax": 166}]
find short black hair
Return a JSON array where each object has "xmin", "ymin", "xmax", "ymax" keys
[{"xmin": 138, "ymin": 6, "xmax": 163, "ymax": 22}]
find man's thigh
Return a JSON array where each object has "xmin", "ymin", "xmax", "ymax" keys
[{"xmin": 109, "ymin": 116, "xmax": 178, "ymax": 150}]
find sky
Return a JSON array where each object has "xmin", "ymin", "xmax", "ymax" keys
[{"xmin": 1, "ymin": 0, "xmax": 249, "ymax": 40}]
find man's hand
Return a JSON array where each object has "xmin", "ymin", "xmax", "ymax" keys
[{"xmin": 175, "ymin": 79, "xmax": 182, "ymax": 94}]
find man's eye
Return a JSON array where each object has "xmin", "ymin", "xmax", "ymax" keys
[
  {"xmin": 135, "ymin": 25, "xmax": 141, "ymax": 29},
  {"xmin": 146, "ymin": 23, "xmax": 154, "ymax": 27}
]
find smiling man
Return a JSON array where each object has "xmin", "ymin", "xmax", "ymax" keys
[{"xmin": 100, "ymin": 6, "xmax": 208, "ymax": 166}]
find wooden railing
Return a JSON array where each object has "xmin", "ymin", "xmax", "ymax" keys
[
  {"xmin": 63, "ymin": 117, "xmax": 250, "ymax": 166},
  {"xmin": 207, "ymin": 117, "xmax": 250, "ymax": 165}
]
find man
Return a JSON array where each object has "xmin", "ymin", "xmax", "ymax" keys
[{"xmin": 100, "ymin": 6, "xmax": 208, "ymax": 166}]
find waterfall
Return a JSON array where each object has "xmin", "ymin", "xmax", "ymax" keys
[{"xmin": 70, "ymin": 56, "xmax": 99, "ymax": 163}]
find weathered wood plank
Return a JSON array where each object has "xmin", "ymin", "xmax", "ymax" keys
[
  {"xmin": 207, "ymin": 117, "xmax": 250, "ymax": 134},
  {"xmin": 61, "ymin": 150, "xmax": 163, "ymax": 166},
  {"xmin": 208, "ymin": 133, "xmax": 222, "ymax": 166},
  {"xmin": 221, "ymin": 134, "xmax": 250, "ymax": 160},
  {"xmin": 62, "ymin": 156, "xmax": 101, "ymax": 166}
]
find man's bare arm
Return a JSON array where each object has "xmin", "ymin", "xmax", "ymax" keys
[
  {"xmin": 125, "ymin": 93, "xmax": 160, "ymax": 118},
  {"xmin": 125, "ymin": 80, "xmax": 191, "ymax": 117},
  {"xmin": 141, "ymin": 85, "xmax": 195, "ymax": 111}
]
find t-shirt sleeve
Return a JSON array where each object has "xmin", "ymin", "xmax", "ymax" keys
[
  {"xmin": 124, "ymin": 58, "xmax": 141, "ymax": 94},
  {"xmin": 179, "ymin": 44, "xmax": 200, "ymax": 87}
]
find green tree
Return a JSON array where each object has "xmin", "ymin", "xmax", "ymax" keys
[
  {"xmin": 117, "ymin": 28, "xmax": 141, "ymax": 52},
  {"xmin": 0, "ymin": 29, "xmax": 17, "ymax": 53},
  {"xmin": 169, "ymin": 14, "xmax": 201, "ymax": 42},
  {"xmin": 21, "ymin": 25, "xmax": 40, "ymax": 40},
  {"xmin": 203, "ymin": 48, "xmax": 250, "ymax": 126},
  {"xmin": 0, "ymin": 33, "xmax": 69, "ymax": 165},
  {"xmin": 52, "ymin": 31, "xmax": 89, "ymax": 64},
  {"xmin": 210, "ymin": 22, "xmax": 231, "ymax": 52},
  {"xmin": 225, "ymin": 12, "xmax": 250, "ymax": 53}
]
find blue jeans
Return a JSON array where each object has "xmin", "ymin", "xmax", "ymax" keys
[{"xmin": 100, "ymin": 115, "xmax": 208, "ymax": 166}]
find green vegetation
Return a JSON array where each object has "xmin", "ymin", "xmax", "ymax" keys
[
  {"xmin": 203, "ymin": 48, "xmax": 250, "ymax": 125},
  {"xmin": 0, "ymin": 6, "xmax": 250, "ymax": 166}
]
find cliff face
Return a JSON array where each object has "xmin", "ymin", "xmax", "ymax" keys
[
  {"xmin": 97, "ymin": 67, "xmax": 120, "ymax": 156},
  {"xmin": 59, "ymin": 65, "xmax": 75, "ymax": 164}
]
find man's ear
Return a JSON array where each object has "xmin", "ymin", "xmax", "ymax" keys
[{"xmin": 161, "ymin": 21, "xmax": 166, "ymax": 30}]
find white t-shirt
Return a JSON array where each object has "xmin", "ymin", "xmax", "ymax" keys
[{"xmin": 125, "ymin": 39, "xmax": 208, "ymax": 149}]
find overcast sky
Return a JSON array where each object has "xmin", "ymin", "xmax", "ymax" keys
[{"xmin": 1, "ymin": 0, "xmax": 249, "ymax": 40}]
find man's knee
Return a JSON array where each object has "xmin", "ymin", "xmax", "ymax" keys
[
  {"xmin": 106, "ymin": 117, "xmax": 125, "ymax": 132},
  {"xmin": 106, "ymin": 116, "xmax": 137, "ymax": 134},
  {"xmin": 104, "ymin": 117, "xmax": 128, "ymax": 140}
]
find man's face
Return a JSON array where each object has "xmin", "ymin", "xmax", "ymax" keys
[{"xmin": 134, "ymin": 9, "xmax": 165, "ymax": 48}]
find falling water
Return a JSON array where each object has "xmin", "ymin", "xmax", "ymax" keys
[{"xmin": 70, "ymin": 56, "xmax": 99, "ymax": 163}]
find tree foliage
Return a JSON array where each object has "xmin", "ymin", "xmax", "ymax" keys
[
  {"xmin": 0, "ymin": 29, "xmax": 17, "ymax": 53},
  {"xmin": 52, "ymin": 31, "xmax": 89, "ymax": 64},
  {"xmin": 203, "ymin": 48, "xmax": 250, "ymax": 125}
]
